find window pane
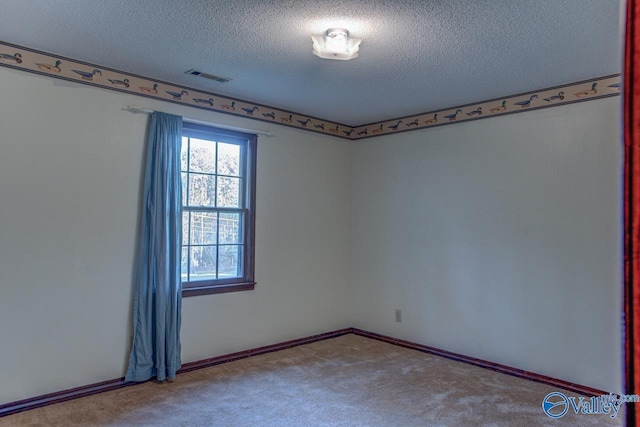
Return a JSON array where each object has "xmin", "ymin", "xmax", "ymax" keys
[
  {"xmin": 219, "ymin": 245, "xmax": 242, "ymax": 279},
  {"xmin": 182, "ymin": 212, "xmax": 189, "ymax": 245},
  {"xmin": 181, "ymin": 247, "xmax": 189, "ymax": 282},
  {"xmin": 219, "ymin": 212, "xmax": 241, "ymax": 244},
  {"xmin": 181, "ymin": 137, "xmax": 188, "ymax": 172},
  {"xmin": 217, "ymin": 142, "xmax": 241, "ymax": 177},
  {"xmin": 217, "ymin": 177, "xmax": 240, "ymax": 207},
  {"xmin": 189, "ymin": 138, "xmax": 216, "ymax": 174},
  {"xmin": 190, "ymin": 212, "xmax": 217, "ymax": 245},
  {"xmin": 181, "ymin": 172, "xmax": 188, "ymax": 206},
  {"xmin": 190, "ymin": 246, "xmax": 217, "ymax": 281},
  {"xmin": 189, "ymin": 173, "xmax": 216, "ymax": 207},
  {"xmin": 180, "ymin": 123, "xmax": 255, "ymax": 293}
]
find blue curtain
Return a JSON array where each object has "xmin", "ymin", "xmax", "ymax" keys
[{"xmin": 126, "ymin": 112, "xmax": 183, "ymax": 382}]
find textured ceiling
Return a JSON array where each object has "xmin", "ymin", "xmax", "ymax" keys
[{"xmin": 0, "ymin": 0, "xmax": 623, "ymax": 126}]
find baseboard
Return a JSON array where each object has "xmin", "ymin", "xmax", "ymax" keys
[
  {"xmin": 0, "ymin": 377, "xmax": 132, "ymax": 418},
  {"xmin": 0, "ymin": 326, "xmax": 608, "ymax": 417},
  {"xmin": 178, "ymin": 328, "xmax": 353, "ymax": 373},
  {"xmin": 350, "ymin": 328, "xmax": 609, "ymax": 397},
  {"xmin": 0, "ymin": 328, "xmax": 352, "ymax": 417}
]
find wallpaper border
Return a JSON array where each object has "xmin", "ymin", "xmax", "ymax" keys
[
  {"xmin": 352, "ymin": 74, "xmax": 621, "ymax": 139},
  {"xmin": 0, "ymin": 40, "xmax": 353, "ymax": 140},
  {"xmin": 0, "ymin": 40, "xmax": 621, "ymax": 141}
]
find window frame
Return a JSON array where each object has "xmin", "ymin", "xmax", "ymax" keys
[{"xmin": 180, "ymin": 121, "xmax": 256, "ymax": 297}]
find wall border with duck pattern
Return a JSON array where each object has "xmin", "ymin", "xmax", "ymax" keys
[
  {"xmin": 0, "ymin": 40, "xmax": 353, "ymax": 140},
  {"xmin": 351, "ymin": 74, "xmax": 621, "ymax": 139},
  {"xmin": 0, "ymin": 40, "xmax": 621, "ymax": 141}
]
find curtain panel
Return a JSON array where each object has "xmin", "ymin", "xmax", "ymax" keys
[
  {"xmin": 626, "ymin": 0, "xmax": 640, "ymax": 425},
  {"xmin": 126, "ymin": 112, "xmax": 183, "ymax": 382}
]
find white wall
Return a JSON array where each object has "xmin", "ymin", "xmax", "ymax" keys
[
  {"xmin": 0, "ymin": 68, "xmax": 352, "ymax": 404},
  {"xmin": 0, "ymin": 64, "xmax": 624, "ymax": 403},
  {"xmin": 351, "ymin": 97, "xmax": 623, "ymax": 392}
]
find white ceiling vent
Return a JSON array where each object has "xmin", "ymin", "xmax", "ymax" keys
[{"xmin": 184, "ymin": 68, "xmax": 232, "ymax": 83}]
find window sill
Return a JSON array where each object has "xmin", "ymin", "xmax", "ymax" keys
[{"xmin": 181, "ymin": 282, "xmax": 255, "ymax": 297}]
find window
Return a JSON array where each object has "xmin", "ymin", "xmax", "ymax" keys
[{"xmin": 180, "ymin": 122, "xmax": 256, "ymax": 296}]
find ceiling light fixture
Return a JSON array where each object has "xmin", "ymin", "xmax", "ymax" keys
[{"xmin": 311, "ymin": 28, "xmax": 361, "ymax": 61}]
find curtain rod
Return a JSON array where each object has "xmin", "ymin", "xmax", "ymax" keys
[{"xmin": 122, "ymin": 105, "xmax": 275, "ymax": 137}]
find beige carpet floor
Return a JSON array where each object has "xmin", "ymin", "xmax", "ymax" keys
[{"xmin": 0, "ymin": 334, "xmax": 623, "ymax": 426}]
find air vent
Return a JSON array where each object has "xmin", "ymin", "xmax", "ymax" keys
[{"xmin": 184, "ymin": 68, "xmax": 232, "ymax": 83}]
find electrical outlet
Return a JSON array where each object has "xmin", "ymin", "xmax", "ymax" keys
[{"xmin": 395, "ymin": 309, "xmax": 402, "ymax": 323}]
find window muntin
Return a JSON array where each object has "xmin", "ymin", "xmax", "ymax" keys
[{"xmin": 180, "ymin": 123, "xmax": 256, "ymax": 295}]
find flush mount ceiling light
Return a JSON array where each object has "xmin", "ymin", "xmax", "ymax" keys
[{"xmin": 311, "ymin": 28, "xmax": 361, "ymax": 61}]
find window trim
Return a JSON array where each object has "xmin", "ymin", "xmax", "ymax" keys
[{"xmin": 180, "ymin": 122, "xmax": 256, "ymax": 297}]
